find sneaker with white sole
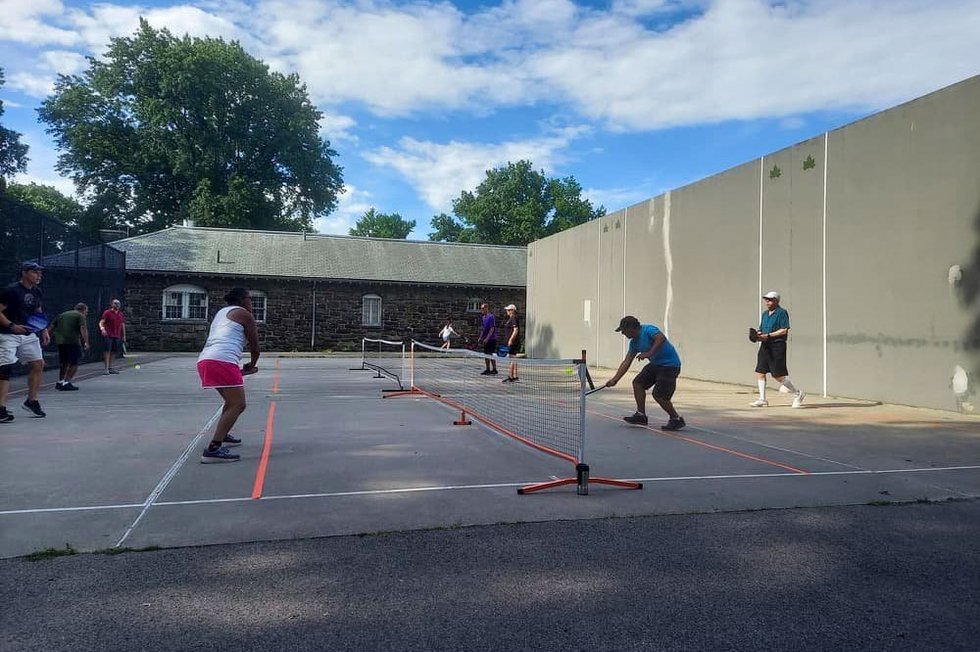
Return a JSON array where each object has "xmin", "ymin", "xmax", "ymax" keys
[
  {"xmin": 792, "ymin": 389, "xmax": 806, "ymax": 408},
  {"xmin": 201, "ymin": 446, "xmax": 240, "ymax": 463},
  {"xmin": 749, "ymin": 399, "xmax": 769, "ymax": 407}
]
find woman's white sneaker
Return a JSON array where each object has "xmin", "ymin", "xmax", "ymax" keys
[
  {"xmin": 792, "ymin": 390, "xmax": 806, "ymax": 408},
  {"xmin": 750, "ymin": 399, "xmax": 769, "ymax": 407}
]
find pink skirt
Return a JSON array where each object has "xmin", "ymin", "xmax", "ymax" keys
[{"xmin": 197, "ymin": 359, "xmax": 243, "ymax": 388}]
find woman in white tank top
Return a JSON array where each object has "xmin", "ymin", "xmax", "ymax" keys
[{"xmin": 196, "ymin": 288, "xmax": 261, "ymax": 463}]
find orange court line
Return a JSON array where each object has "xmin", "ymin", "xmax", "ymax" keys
[
  {"xmin": 591, "ymin": 410, "xmax": 810, "ymax": 475},
  {"xmin": 251, "ymin": 401, "xmax": 278, "ymax": 499}
]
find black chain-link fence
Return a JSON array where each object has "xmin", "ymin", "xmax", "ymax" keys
[{"xmin": 0, "ymin": 194, "xmax": 126, "ymax": 370}]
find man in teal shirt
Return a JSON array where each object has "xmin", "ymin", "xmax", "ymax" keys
[
  {"xmin": 751, "ymin": 291, "xmax": 804, "ymax": 408},
  {"xmin": 604, "ymin": 315, "xmax": 685, "ymax": 430}
]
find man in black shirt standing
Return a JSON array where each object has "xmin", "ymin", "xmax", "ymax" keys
[{"xmin": 0, "ymin": 262, "xmax": 50, "ymax": 421}]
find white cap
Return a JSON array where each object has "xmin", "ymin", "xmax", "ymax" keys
[
  {"xmin": 763, "ymin": 291, "xmax": 780, "ymax": 300},
  {"xmin": 504, "ymin": 304, "xmax": 517, "ymax": 311}
]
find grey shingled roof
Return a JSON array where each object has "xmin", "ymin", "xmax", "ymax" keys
[{"xmin": 111, "ymin": 226, "xmax": 527, "ymax": 287}]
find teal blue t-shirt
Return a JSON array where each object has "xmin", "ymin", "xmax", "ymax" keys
[
  {"xmin": 759, "ymin": 307, "xmax": 790, "ymax": 337},
  {"xmin": 628, "ymin": 324, "xmax": 681, "ymax": 367}
]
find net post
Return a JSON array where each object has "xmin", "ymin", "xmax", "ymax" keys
[
  {"xmin": 577, "ymin": 358, "xmax": 587, "ymax": 469},
  {"xmin": 576, "ymin": 463, "xmax": 590, "ymax": 495}
]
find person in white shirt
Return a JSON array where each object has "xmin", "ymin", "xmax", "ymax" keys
[
  {"xmin": 196, "ymin": 287, "xmax": 260, "ymax": 463},
  {"xmin": 439, "ymin": 320, "xmax": 458, "ymax": 349}
]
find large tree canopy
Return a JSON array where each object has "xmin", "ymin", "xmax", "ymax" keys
[
  {"xmin": 349, "ymin": 208, "xmax": 416, "ymax": 239},
  {"xmin": 38, "ymin": 20, "xmax": 343, "ymax": 235},
  {"xmin": 5, "ymin": 182, "xmax": 84, "ymax": 226},
  {"xmin": 428, "ymin": 161, "xmax": 604, "ymax": 246},
  {"xmin": 0, "ymin": 68, "xmax": 29, "ymax": 185}
]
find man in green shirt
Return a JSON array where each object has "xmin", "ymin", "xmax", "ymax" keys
[{"xmin": 52, "ymin": 303, "xmax": 90, "ymax": 391}]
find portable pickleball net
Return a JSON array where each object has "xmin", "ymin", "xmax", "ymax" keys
[{"xmin": 384, "ymin": 340, "xmax": 642, "ymax": 495}]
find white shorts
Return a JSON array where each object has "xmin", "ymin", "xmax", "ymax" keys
[{"xmin": 0, "ymin": 333, "xmax": 44, "ymax": 367}]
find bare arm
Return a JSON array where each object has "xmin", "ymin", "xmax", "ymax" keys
[
  {"xmin": 80, "ymin": 321, "xmax": 90, "ymax": 349},
  {"xmin": 605, "ymin": 351, "xmax": 638, "ymax": 387},
  {"xmin": 229, "ymin": 308, "xmax": 260, "ymax": 369},
  {"xmin": 636, "ymin": 333, "xmax": 666, "ymax": 360},
  {"xmin": 760, "ymin": 327, "xmax": 789, "ymax": 341}
]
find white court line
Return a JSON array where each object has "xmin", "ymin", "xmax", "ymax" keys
[
  {"xmin": 113, "ymin": 406, "xmax": 222, "ymax": 547},
  {"xmin": 3, "ymin": 465, "xmax": 979, "ymax": 516}
]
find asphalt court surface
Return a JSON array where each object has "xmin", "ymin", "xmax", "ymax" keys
[{"xmin": 2, "ymin": 354, "xmax": 979, "ymax": 558}]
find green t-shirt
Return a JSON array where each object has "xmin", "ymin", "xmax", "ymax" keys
[{"xmin": 53, "ymin": 310, "xmax": 86, "ymax": 346}]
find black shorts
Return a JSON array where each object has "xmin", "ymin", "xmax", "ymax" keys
[
  {"xmin": 57, "ymin": 344, "xmax": 83, "ymax": 365},
  {"xmin": 482, "ymin": 339, "xmax": 497, "ymax": 356},
  {"xmin": 634, "ymin": 364, "xmax": 681, "ymax": 400},
  {"xmin": 756, "ymin": 340, "xmax": 788, "ymax": 377},
  {"xmin": 105, "ymin": 337, "xmax": 123, "ymax": 353}
]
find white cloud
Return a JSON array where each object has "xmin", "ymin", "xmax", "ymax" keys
[
  {"xmin": 313, "ymin": 183, "xmax": 373, "ymax": 235},
  {"xmin": 318, "ymin": 113, "xmax": 358, "ymax": 145},
  {"xmin": 40, "ymin": 50, "xmax": 89, "ymax": 76},
  {"xmin": 364, "ymin": 128, "xmax": 586, "ymax": 212},
  {"xmin": 7, "ymin": 71, "xmax": 56, "ymax": 98},
  {"xmin": 0, "ymin": 0, "xmax": 78, "ymax": 46}
]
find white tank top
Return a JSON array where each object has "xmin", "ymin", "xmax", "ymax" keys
[{"xmin": 198, "ymin": 306, "xmax": 246, "ymax": 364}]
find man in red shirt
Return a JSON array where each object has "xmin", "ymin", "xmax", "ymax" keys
[{"xmin": 99, "ymin": 299, "xmax": 126, "ymax": 375}]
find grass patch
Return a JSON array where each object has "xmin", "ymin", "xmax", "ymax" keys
[
  {"xmin": 93, "ymin": 545, "xmax": 163, "ymax": 555},
  {"xmin": 24, "ymin": 544, "xmax": 78, "ymax": 561}
]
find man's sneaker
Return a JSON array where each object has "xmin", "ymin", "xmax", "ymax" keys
[
  {"xmin": 0, "ymin": 407, "xmax": 13, "ymax": 423},
  {"xmin": 103, "ymin": 369, "xmax": 111, "ymax": 375},
  {"xmin": 107, "ymin": 368, "xmax": 120, "ymax": 374},
  {"xmin": 55, "ymin": 382, "xmax": 67, "ymax": 391},
  {"xmin": 201, "ymin": 446, "xmax": 241, "ymax": 463},
  {"xmin": 750, "ymin": 399, "xmax": 769, "ymax": 407},
  {"xmin": 480, "ymin": 369, "xmax": 492, "ymax": 375},
  {"xmin": 623, "ymin": 412, "xmax": 649, "ymax": 425},
  {"xmin": 222, "ymin": 434, "xmax": 242, "ymax": 447},
  {"xmin": 22, "ymin": 400, "xmax": 46, "ymax": 418},
  {"xmin": 489, "ymin": 369, "xmax": 498, "ymax": 375},
  {"xmin": 662, "ymin": 417, "xmax": 686, "ymax": 431},
  {"xmin": 63, "ymin": 382, "xmax": 79, "ymax": 391},
  {"xmin": 792, "ymin": 389, "xmax": 806, "ymax": 409}
]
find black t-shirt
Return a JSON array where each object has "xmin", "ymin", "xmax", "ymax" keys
[
  {"xmin": 0, "ymin": 282, "xmax": 43, "ymax": 333},
  {"xmin": 504, "ymin": 315, "xmax": 522, "ymax": 347}
]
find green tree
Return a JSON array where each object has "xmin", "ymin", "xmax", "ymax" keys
[
  {"xmin": 38, "ymin": 20, "xmax": 343, "ymax": 235},
  {"xmin": 0, "ymin": 68, "xmax": 29, "ymax": 185},
  {"xmin": 349, "ymin": 208, "xmax": 416, "ymax": 239},
  {"xmin": 428, "ymin": 160, "xmax": 603, "ymax": 245},
  {"xmin": 5, "ymin": 182, "xmax": 84, "ymax": 226}
]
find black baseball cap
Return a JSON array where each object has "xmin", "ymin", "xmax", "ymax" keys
[
  {"xmin": 615, "ymin": 315, "xmax": 640, "ymax": 332},
  {"xmin": 21, "ymin": 261, "xmax": 45, "ymax": 271}
]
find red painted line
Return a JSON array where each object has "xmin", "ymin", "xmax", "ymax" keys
[
  {"xmin": 272, "ymin": 371, "xmax": 280, "ymax": 394},
  {"xmin": 251, "ymin": 401, "xmax": 277, "ymax": 499},
  {"xmin": 591, "ymin": 410, "xmax": 810, "ymax": 475}
]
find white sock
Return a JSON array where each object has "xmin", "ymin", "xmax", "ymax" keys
[
  {"xmin": 781, "ymin": 378, "xmax": 797, "ymax": 393},
  {"xmin": 757, "ymin": 379, "xmax": 767, "ymax": 400}
]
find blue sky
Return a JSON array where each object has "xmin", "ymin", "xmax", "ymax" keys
[{"xmin": 1, "ymin": 0, "xmax": 978, "ymax": 239}]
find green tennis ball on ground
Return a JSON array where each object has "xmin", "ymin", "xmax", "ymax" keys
[{"xmin": 134, "ymin": 364, "xmax": 141, "ymax": 370}]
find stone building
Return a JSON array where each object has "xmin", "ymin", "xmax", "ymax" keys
[{"xmin": 110, "ymin": 226, "xmax": 527, "ymax": 352}]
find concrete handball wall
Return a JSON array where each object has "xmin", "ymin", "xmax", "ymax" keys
[
  {"xmin": 126, "ymin": 274, "xmax": 524, "ymax": 353},
  {"xmin": 527, "ymin": 75, "xmax": 980, "ymax": 412}
]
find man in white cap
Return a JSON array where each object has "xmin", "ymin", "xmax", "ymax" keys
[{"xmin": 752, "ymin": 291, "xmax": 804, "ymax": 408}]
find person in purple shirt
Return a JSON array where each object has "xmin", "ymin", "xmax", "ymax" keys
[{"xmin": 477, "ymin": 302, "xmax": 498, "ymax": 376}]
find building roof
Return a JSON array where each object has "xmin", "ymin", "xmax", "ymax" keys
[{"xmin": 110, "ymin": 226, "xmax": 527, "ymax": 287}]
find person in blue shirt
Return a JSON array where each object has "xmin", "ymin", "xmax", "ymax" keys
[
  {"xmin": 604, "ymin": 315, "xmax": 685, "ymax": 430},
  {"xmin": 752, "ymin": 291, "xmax": 805, "ymax": 408}
]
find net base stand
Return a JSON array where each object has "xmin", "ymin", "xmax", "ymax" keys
[{"xmin": 518, "ymin": 464, "xmax": 643, "ymax": 495}]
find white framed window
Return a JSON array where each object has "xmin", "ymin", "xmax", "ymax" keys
[
  {"xmin": 466, "ymin": 298, "xmax": 483, "ymax": 312},
  {"xmin": 362, "ymin": 294, "xmax": 382, "ymax": 327},
  {"xmin": 162, "ymin": 284, "xmax": 209, "ymax": 320},
  {"xmin": 250, "ymin": 291, "xmax": 267, "ymax": 323}
]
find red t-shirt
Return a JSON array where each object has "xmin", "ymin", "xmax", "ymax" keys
[{"xmin": 100, "ymin": 308, "xmax": 125, "ymax": 338}]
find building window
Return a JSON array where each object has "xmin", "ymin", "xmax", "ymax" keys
[
  {"xmin": 362, "ymin": 294, "xmax": 382, "ymax": 326},
  {"xmin": 466, "ymin": 298, "xmax": 483, "ymax": 312},
  {"xmin": 163, "ymin": 284, "xmax": 209, "ymax": 320},
  {"xmin": 250, "ymin": 291, "xmax": 267, "ymax": 323}
]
